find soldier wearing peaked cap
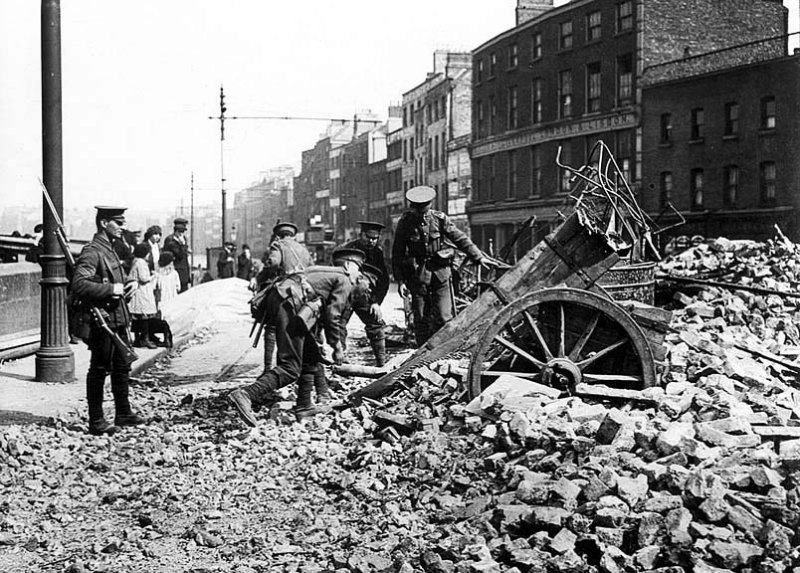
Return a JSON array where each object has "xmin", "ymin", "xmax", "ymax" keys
[
  {"xmin": 71, "ymin": 206, "xmax": 146, "ymax": 436},
  {"xmin": 253, "ymin": 221, "xmax": 314, "ymax": 374},
  {"xmin": 392, "ymin": 186, "xmax": 494, "ymax": 346},
  {"xmin": 342, "ymin": 221, "xmax": 390, "ymax": 366},
  {"xmin": 163, "ymin": 217, "xmax": 191, "ymax": 292},
  {"xmin": 229, "ymin": 258, "xmax": 359, "ymax": 426}
]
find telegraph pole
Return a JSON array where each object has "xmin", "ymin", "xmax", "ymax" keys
[
  {"xmin": 218, "ymin": 86, "xmax": 227, "ymax": 246},
  {"xmin": 36, "ymin": 0, "xmax": 74, "ymax": 382}
]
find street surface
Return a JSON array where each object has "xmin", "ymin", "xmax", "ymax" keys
[{"xmin": 0, "ymin": 280, "xmax": 456, "ymax": 573}]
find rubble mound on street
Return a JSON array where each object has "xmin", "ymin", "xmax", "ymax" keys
[{"xmin": 3, "ymin": 237, "xmax": 800, "ymax": 572}]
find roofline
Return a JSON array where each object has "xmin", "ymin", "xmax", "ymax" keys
[
  {"xmin": 643, "ymin": 49, "xmax": 800, "ymax": 89},
  {"xmin": 472, "ymin": 0, "xmax": 595, "ymax": 55}
]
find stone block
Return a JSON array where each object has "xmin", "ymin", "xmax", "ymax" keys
[{"xmin": 616, "ymin": 474, "xmax": 649, "ymax": 508}]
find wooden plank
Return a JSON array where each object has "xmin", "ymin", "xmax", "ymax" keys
[
  {"xmin": 573, "ymin": 382, "xmax": 655, "ymax": 403},
  {"xmin": 351, "ymin": 212, "xmax": 620, "ymax": 401}
]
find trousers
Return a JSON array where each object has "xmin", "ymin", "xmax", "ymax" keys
[
  {"xmin": 410, "ymin": 274, "xmax": 453, "ymax": 346},
  {"xmin": 86, "ymin": 325, "xmax": 134, "ymax": 423},
  {"xmin": 244, "ymin": 288, "xmax": 320, "ymax": 408}
]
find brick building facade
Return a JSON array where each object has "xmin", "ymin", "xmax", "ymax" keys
[
  {"xmin": 400, "ymin": 51, "xmax": 473, "ymax": 233},
  {"xmin": 642, "ymin": 44, "xmax": 800, "ymax": 241},
  {"xmin": 469, "ymin": 0, "xmax": 788, "ymax": 259}
]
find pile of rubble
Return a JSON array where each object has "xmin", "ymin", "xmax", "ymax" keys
[{"xmin": 342, "ymin": 234, "xmax": 800, "ymax": 573}]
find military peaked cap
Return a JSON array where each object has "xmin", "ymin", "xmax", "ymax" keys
[
  {"xmin": 272, "ymin": 222, "xmax": 298, "ymax": 237},
  {"xmin": 94, "ymin": 206, "xmax": 127, "ymax": 222},
  {"xmin": 332, "ymin": 247, "xmax": 365, "ymax": 268},
  {"xmin": 405, "ymin": 185, "xmax": 436, "ymax": 204},
  {"xmin": 357, "ymin": 221, "xmax": 385, "ymax": 238}
]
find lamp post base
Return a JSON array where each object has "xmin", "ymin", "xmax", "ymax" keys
[{"xmin": 35, "ymin": 347, "xmax": 75, "ymax": 383}]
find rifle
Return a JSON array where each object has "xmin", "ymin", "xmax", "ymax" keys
[{"xmin": 39, "ymin": 178, "xmax": 139, "ymax": 366}]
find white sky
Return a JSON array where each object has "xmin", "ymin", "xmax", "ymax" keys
[
  {"xmin": 1, "ymin": 1, "xmax": 797, "ymax": 212},
  {"xmin": 0, "ymin": 0, "xmax": 520, "ymax": 211}
]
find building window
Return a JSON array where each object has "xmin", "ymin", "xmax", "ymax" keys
[
  {"xmin": 723, "ymin": 165, "xmax": 738, "ymax": 206},
  {"xmin": 586, "ymin": 62, "xmax": 601, "ymax": 113},
  {"xmin": 617, "ymin": 54, "xmax": 633, "ymax": 105},
  {"xmin": 508, "ymin": 150, "xmax": 518, "ymax": 198},
  {"xmin": 489, "ymin": 96, "xmax": 497, "ymax": 134},
  {"xmin": 659, "ymin": 171, "xmax": 673, "ymax": 208},
  {"xmin": 558, "ymin": 70, "xmax": 573, "ymax": 118},
  {"xmin": 433, "ymin": 134, "xmax": 439, "ymax": 170},
  {"xmin": 559, "ymin": 21, "xmax": 573, "ymax": 50},
  {"xmin": 509, "ymin": 43, "xmax": 518, "ymax": 68},
  {"xmin": 761, "ymin": 96, "xmax": 776, "ymax": 129},
  {"xmin": 616, "ymin": 131, "xmax": 632, "ymax": 185},
  {"xmin": 660, "ymin": 113, "xmax": 673, "ymax": 143},
  {"xmin": 441, "ymin": 135, "xmax": 446, "ymax": 167},
  {"xmin": 441, "ymin": 96, "xmax": 446, "ymax": 120},
  {"xmin": 531, "ymin": 77, "xmax": 542, "ymax": 123},
  {"xmin": 508, "ymin": 86, "xmax": 518, "ymax": 129},
  {"xmin": 532, "ymin": 32, "xmax": 542, "ymax": 60},
  {"xmin": 691, "ymin": 169, "xmax": 704, "ymax": 210},
  {"xmin": 559, "ymin": 141, "xmax": 572, "ymax": 193},
  {"xmin": 760, "ymin": 161, "xmax": 776, "ymax": 204},
  {"xmin": 691, "ymin": 108, "xmax": 705, "ymax": 140},
  {"xmin": 408, "ymin": 105, "xmax": 414, "ymax": 125},
  {"xmin": 489, "ymin": 52, "xmax": 497, "ymax": 77},
  {"xmin": 489, "ymin": 155, "xmax": 497, "ymax": 199},
  {"xmin": 477, "ymin": 101, "xmax": 485, "ymax": 137},
  {"xmin": 402, "ymin": 108, "xmax": 407, "ymax": 128},
  {"xmin": 477, "ymin": 59, "xmax": 484, "ymax": 83},
  {"xmin": 530, "ymin": 146, "xmax": 542, "ymax": 197},
  {"xmin": 724, "ymin": 102, "xmax": 739, "ymax": 136},
  {"xmin": 587, "ymin": 11, "xmax": 602, "ymax": 42},
  {"xmin": 426, "ymin": 105, "xmax": 432, "ymax": 125},
  {"xmin": 617, "ymin": 0, "xmax": 633, "ymax": 32}
]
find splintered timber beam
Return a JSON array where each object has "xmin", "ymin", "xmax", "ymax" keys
[{"xmin": 350, "ymin": 212, "xmax": 620, "ymax": 402}]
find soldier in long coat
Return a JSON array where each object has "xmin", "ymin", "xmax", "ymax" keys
[{"xmin": 71, "ymin": 206, "xmax": 146, "ymax": 435}]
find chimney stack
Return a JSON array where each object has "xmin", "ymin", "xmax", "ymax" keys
[{"xmin": 516, "ymin": 0, "xmax": 555, "ymax": 26}]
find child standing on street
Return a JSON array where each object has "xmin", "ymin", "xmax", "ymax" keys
[{"xmin": 129, "ymin": 242, "xmax": 158, "ymax": 348}]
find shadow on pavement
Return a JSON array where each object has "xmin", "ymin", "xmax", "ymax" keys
[{"xmin": 0, "ymin": 410, "xmax": 51, "ymax": 426}]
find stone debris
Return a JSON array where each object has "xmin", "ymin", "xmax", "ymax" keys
[{"xmin": 3, "ymin": 233, "xmax": 800, "ymax": 571}]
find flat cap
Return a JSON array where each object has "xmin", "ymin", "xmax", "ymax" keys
[
  {"xmin": 94, "ymin": 206, "xmax": 127, "ymax": 221},
  {"xmin": 358, "ymin": 221, "xmax": 385, "ymax": 237},
  {"xmin": 360, "ymin": 262, "xmax": 383, "ymax": 286},
  {"xmin": 273, "ymin": 222, "xmax": 298, "ymax": 237},
  {"xmin": 405, "ymin": 185, "xmax": 436, "ymax": 204},
  {"xmin": 332, "ymin": 247, "xmax": 365, "ymax": 268},
  {"xmin": 173, "ymin": 217, "xmax": 189, "ymax": 227}
]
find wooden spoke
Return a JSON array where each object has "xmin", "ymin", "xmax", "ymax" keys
[
  {"xmin": 569, "ymin": 312, "xmax": 600, "ymax": 361},
  {"xmin": 576, "ymin": 339, "xmax": 628, "ymax": 370},
  {"xmin": 557, "ymin": 303, "xmax": 566, "ymax": 358},
  {"xmin": 522, "ymin": 310, "xmax": 553, "ymax": 360},
  {"xmin": 493, "ymin": 335, "xmax": 546, "ymax": 368}
]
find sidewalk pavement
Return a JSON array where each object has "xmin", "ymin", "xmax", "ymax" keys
[
  {"xmin": 0, "ymin": 278, "xmax": 410, "ymax": 424},
  {"xmin": 0, "ymin": 278, "xmax": 255, "ymax": 424}
]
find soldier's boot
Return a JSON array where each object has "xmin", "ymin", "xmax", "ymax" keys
[
  {"xmin": 368, "ymin": 333, "xmax": 387, "ymax": 367},
  {"xmin": 111, "ymin": 373, "xmax": 146, "ymax": 427},
  {"xmin": 228, "ymin": 388, "xmax": 257, "ymax": 427},
  {"xmin": 314, "ymin": 365, "xmax": 332, "ymax": 404},
  {"xmin": 295, "ymin": 373, "xmax": 330, "ymax": 421},
  {"xmin": 87, "ymin": 373, "xmax": 118, "ymax": 436}
]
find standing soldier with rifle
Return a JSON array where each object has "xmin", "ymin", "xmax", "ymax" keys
[
  {"xmin": 71, "ymin": 206, "xmax": 146, "ymax": 436},
  {"xmin": 392, "ymin": 186, "xmax": 494, "ymax": 346},
  {"xmin": 342, "ymin": 221, "xmax": 390, "ymax": 366}
]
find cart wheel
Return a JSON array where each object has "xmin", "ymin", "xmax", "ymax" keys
[{"xmin": 468, "ymin": 287, "xmax": 657, "ymax": 399}]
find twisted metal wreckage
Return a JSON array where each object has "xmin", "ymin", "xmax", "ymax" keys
[{"xmin": 349, "ymin": 141, "xmax": 674, "ymax": 404}]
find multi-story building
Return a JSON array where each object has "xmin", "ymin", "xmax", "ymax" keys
[
  {"xmin": 385, "ymin": 127, "xmax": 404, "ymax": 260},
  {"xmin": 469, "ymin": 0, "xmax": 788, "ymax": 259},
  {"xmin": 641, "ymin": 38, "xmax": 800, "ymax": 241},
  {"xmin": 400, "ymin": 51, "xmax": 473, "ymax": 232},
  {"xmin": 231, "ymin": 166, "xmax": 293, "ymax": 257}
]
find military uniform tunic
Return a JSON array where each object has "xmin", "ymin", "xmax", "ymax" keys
[{"xmin": 391, "ymin": 208, "xmax": 483, "ymax": 345}]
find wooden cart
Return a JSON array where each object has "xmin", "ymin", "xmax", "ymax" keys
[{"xmin": 352, "ymin": 142, "xmax": 671, "ymax": 402}]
